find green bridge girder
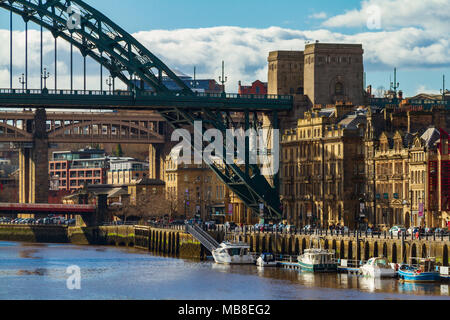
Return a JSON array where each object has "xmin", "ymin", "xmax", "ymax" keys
[
  {"xmin": 0, "ymin": 89, "xmax": 293, "ymax": 111},
  {"xmin": 0, "ymin": 0, "xmax": 292, "ymax": 220}
]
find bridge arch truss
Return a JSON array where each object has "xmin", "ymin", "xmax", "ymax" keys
[{"xmin": 0, "ymin": 0, "xmax": 286, "ymax": 219}]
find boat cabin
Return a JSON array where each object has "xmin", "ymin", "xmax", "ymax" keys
[
  {"xmin": 216, "ymin": 242, "xmax": 250, "ymax": 256},
  {"xmin": 260, "ymin": 253, "xmax": 275, "ymax": 262},
  {"xmin": 417, "ymin": 258, "xmax": 437, "ymax": 273},
  {"xmin": 367, "ymin": 257, "xmax": 390, "ymax": 268}
]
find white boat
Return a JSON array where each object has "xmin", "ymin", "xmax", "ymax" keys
[
  {"xmin": 297, "ymin": 248, "xmax": 337, "ymax": 272},
  {"xmin": 256, "ymin": 253, "xmax": 278, "ymax": 267},
  {"xmin": 212, "ymin": 241, "xmax": 255, "ymax": 265},
  {"xmin": 359, "ymin": 257, "xmax": 397, "ymax": 278},
  {"xmin": 297, "ymin": 237, "xmax": 337, "ymax": 272}
]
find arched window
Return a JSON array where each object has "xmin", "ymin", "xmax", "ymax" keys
[{"xmin": 335, "ymin": 82, "xmax": 344, "ymax": 95}]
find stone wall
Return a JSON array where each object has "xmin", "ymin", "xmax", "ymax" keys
[
  {"xmin": 0, "ymin": 225, "xmax": 69, "ymax": 243},
  {"xmin": 235, "ymin": 232, "xmax": 449, "ymax": 266},
  {"xmin": 1, "ymin": 225, "xmax": 447, "ymax": 265},
  {"xmin": 135, "ymin": 226, "xmax": 205, "ymax": 259},
  {"xmin": 0, "ymin": 225, "xmax": 204, "ymax": 259}
]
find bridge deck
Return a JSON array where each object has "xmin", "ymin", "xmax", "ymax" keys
[{"xmin": 0, "ymin": 89, "xmax": 293, "ymax": 111}]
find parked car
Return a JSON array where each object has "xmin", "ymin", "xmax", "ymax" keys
[
  {"xmin": 205, "ymin": 221, "xmax": 216, "ymax": 229},
  {"xmin": 65, "ymin": 219, "xmax": 76, "ymax": 226},
  {"xmin": 389, "ymin": 226, "xmax": 406, "ymax": 237},
  {"xmin": 286, "ymin": 225, "xmax": 297, "ymax": 233},
  {"xmin": 171, "ymin": 220, "xmax": 185, "ymax": 226},
  {"xmin": 224, "ymin": 222, "xmax": 237, "ymax": 231},
  {"xmin": 407, "ymin": 227, "xmax": 420, "ymax": 236},
  {"xmin": 366, "ymin": 226, "xmax": 381, "ymax": 235},
  {"xmin": 434, "ymin": 228, "xmax": 449, "ymax": 236},
  {"xmin": 272, "ymin": 223, "xmax": 284, "ymax": 232}
]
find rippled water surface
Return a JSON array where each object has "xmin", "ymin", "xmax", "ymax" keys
[{"xmin": 0, "ymin": 241, "xmax": 449, "ymax": 300}]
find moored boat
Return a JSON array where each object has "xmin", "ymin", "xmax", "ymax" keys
[
  {"xmin": 398, "ymin": 258, "xmax": 441, "ymax": 283},
  {"xmin": 298, "ymin": 248, "xmax": 337, "ymax": 272},
  {"xmin": 256, "ymin": 253, "xmax": 278, "ymax": 267},
  {"xmin": 297, "ymin": 238, "xmax": 337, "ymax": 273},
  {"xmin": 359, "ymin": 257, "xmax": 397, "ymax": 278},
  {"xmin": 212, "ymin": 241, "xmax": 255, "ymax": 265}
]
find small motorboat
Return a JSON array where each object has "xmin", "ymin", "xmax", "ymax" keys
[
  {"xmin": 398, "ymin": 258, "xmax": 441, "ymax": 283},
  {"xmin": 359, "ymin": 257, "xmax": 397, "ymax": 278},
  {"xmin": 212, "ymin": 241, "xmax": 255, "ymax": 265},
  {"xmin": 298, "ymin": 248, "xmax": 337, "ymax": 272},
  {"xmin": 297, "ymin": 238, "xmax": 337, "ymax": 273},
  {"xmin": 256, "ymin": 253, "xmax": 278, "ymax": 267}
]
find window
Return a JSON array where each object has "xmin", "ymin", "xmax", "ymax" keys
[{"xmin": 335, "ymin": 82, "xmax": 344, "ymax": 95}]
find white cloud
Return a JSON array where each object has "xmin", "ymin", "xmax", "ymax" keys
[
  {"xmin": 415, "ymin": 85, "xmax": 441, "ymax": 95},
  {"xmin": 323, "ymin": 0, "xmax": 450, "ymax": 33},
  {"xmin": 309, "ymin": 12, "xmax": 327, "ymax": 19},
  {"xmin": 0, "ymin": 2, "xmax": 448, "ymax": 95},
  {"xmin": 132, "ymin": 26, "xmax": 450, "ymax": 92}
]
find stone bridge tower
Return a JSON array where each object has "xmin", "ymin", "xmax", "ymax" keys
[
  {"xmin": 19, "ymin": 108, "xmax": 49, "ymax": 204},
  {"xmin": 303, "ymin": 43, "xmax": 364, "ymax": 106}
]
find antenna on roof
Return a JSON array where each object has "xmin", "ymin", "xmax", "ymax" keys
[
  {"xmin": 441, "ymin": 74, "xmax": 449, "ymax": 103},
  {"xmin": 390, "ymin": 68, "xmax": 400, "ymax": 97}
]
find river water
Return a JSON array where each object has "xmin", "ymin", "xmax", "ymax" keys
[{"xmin": 0, "ymin": 241, "xmax": 449, "ymax": 300}]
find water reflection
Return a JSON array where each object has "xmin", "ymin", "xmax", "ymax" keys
[
  {"xmin": 441, "ymin": 285, "xmax": 449, "ymax": 295},
  {"xmin": 0, "ymin": 241, "xmax": 448, "ymax": 300},
  {"xmin": 17, "ymin": 268, "xmax": 48, "ymax": 276},
  {"xmin": 358, "ymin": 276, "xmax": 382, "ymax": 293}
]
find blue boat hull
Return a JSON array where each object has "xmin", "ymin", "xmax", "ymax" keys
[{"xmin": 398, "ymin": 270, "xmax": 441, "ymax": 283}]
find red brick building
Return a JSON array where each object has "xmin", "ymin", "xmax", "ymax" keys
[
  {"xmin": 238, "ymin": 80, "xmax": 268, "ymax": 95},
  {"xmin": 49, "ymin": 149, "xmax": 108, "ymax": 191}
]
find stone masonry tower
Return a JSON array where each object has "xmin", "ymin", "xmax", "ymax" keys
[
  {"xmin": 268, "ymin": 51, "xmax": 304, "ymax": 96},
  {"xmin": 19, "ymin": 108, "xmax": 49, "ymax": 205},
  {"xmin": 303, "ymin": 43, "xmax": 364, "ymax": 106},
  {"xmin": 267, "ymin": 51, "xmax": 309, "ymax": 129}
]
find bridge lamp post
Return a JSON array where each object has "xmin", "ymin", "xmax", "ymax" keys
[
  {"xmin": 41, "ymin": 68, "xmax": 50, "ymax": 89},
  {"xmin": 19, "ymin": 74, "xmax": 26, "ymax": 91},
  {"xmin": 106, "ymin": 76, "xmax": 113, "ymax": 94}
]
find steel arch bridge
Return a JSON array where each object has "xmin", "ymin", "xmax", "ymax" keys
[{"xmin": 0, "ymin": 0, "xmax": 292, "ymax": 220}]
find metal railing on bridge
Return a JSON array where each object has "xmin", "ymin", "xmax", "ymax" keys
[
  {"xmin": 0, "ymin": 88, "xmax": 293, "ymax": 111},
  {"xmin": 0, "ymin": 88, "xmax": 292, "ymax": 101}
]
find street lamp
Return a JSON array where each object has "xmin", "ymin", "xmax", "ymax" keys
[
  {"xmin": 106, "ymin": 76, "xmax": 113, "ymax": 93},
  {"xmin": 18, "ymin": 73, "xmax": 26, "ymax": 91},
  {"xmin": 41, "ymin": 68, "xmax": 50, "ymax": 89}
]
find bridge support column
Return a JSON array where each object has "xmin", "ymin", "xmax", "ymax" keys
[
  {"xmin": 19, "ymin": 148, "xmax": 31, "ymax": 204},
  {"xmin": 18, "ymin": 109, "xmax": 49, "ymax": 213},
  {"xmin": 80, "ymin": 194, "xmax": 109, "ymax": 227},
  {"xmin": 32, "ymin": 108, "xmax": 49, "ymax": 204}
]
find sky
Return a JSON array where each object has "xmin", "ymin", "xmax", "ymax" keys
[{"xmin": 0, "ymin": 0, "xmax": 449, "ymax": 96}]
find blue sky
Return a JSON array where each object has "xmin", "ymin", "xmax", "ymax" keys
[
  {"xmin": 0, "ymin": 0, "xmax": 362, "ymax": 32},
  {"xmin": 0, "ymin": 0, "xmax": 449, "ymax": 96}
]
